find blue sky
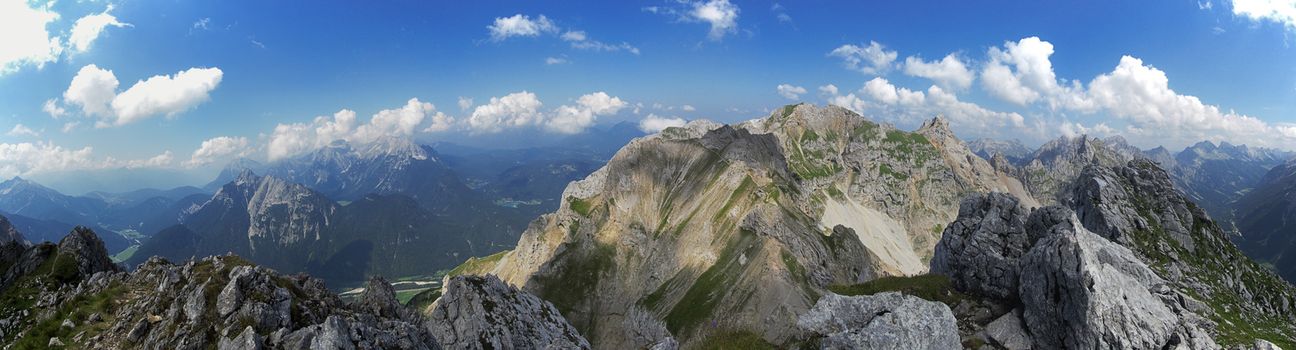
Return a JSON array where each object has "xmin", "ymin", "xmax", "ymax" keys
[{"xmin": 2, "ymin": 0, "xmax": 1296, "ymax": 185}]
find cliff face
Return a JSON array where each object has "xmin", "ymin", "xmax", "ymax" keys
[
  {"xmin": 930, "ymin": 159, "xmax": 1296, "ymax": 348},
  {"xmin": 473, "ymin": 104, "xmax": 1033, "ymax": 347}
]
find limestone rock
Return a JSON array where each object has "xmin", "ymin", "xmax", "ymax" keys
[
  {"xmin": 56, "ymin": 226, "xmax": 121, "ymax": 277},
  {"xmin": 797, "ymin": 292, "xmax": 960, "ymax": 350},
  {"xmin": 427, "ymin": 274, "xmax": 589, "ymax": 350},
  {"xmin": 1018, "ymin": 218, "xmax": 1181, "ymax": 349},
  {"xmin": 983, "ymin": 309, "xmax": 1031, "ymax": 350},
  {"xmin": 930, "ymin": 192, "xmax": 1031, "ymax": 300},
  {"xmin": 352, "ymin": 276, "xmax": 402, "ymax": 319},
  {"xmin": 218, "ymin": 326, "xmax": 264, "ymax": 350}
]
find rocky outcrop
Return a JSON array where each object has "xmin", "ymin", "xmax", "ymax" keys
[
  {"xmin": 1018, "ymin": 217, "xmax": 1204, "ymax": 349},
  {"xmin": 797, "ymin": 292, "xmax": 960, "ymax": 350},
  {"xmin": 0, "ymin": 214, "xmax": 26, "ymax": 246},
  {"xmin": 352, "ymin": 276, "xmax": 403, "ymax": 319},
  {"xmin": 56, "ymin": 226, "xmax": 121, "ymax": 277},
  {"xmin": 426, "ymin": 274, "xmax": 589, "ymax": 350},
  {"xmin": 933, "ymin": 158, "xmax": 1296, "ymax": 347},
  {"xmin": 929, "ymin": 192, "xmax": 1031, "ymax": 300},
  {"xmin": 1063, "ymin": 159, "xmax": 1296, "ymax": 346}
]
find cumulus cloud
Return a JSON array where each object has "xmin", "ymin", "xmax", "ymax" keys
[
  {"xmin": 60, "ymin": 64, "xmax": 224, "ymax": 127},
  {"xmin": 903, "ymin": 54, "xmax": 974, "ymax": 90},
  {"xmin": 468, "ymin": 91, "xmax": 544, "ymax": 133},
  {"xmin": 7, "ymin": 124, "xmax": 39, "ymax": 137},
  {"xmin": 268, "ymin": 98, "xmax": 446, "ymax": 160},
  {"xmin": 1230, "ymin": 0, "xmax": 1296, "ymax": 30},
  {"xmin": 777, "ymin": 84, "xmax": 807, "ymax": 100},
  {"xmin": 682, "ymin": 105, "xmax": 696, "ymax": 112},
  {"xmin": 862, "ymin": 77, "xmax": 925, "ymax": 106},
  {"xmin": 488, "ymin": 14, "xmax": 558, "ymax": 41},
  {"xmin": 111, "ymin": 67, "xmax": 224, "ymax": 126},
  {"xmin": 545, "ymin": 92, "xmax": 628, "ymax": 134},
  {"xmin": 0, "ymin": 141, "xmax": 179, "ymax": 177},
  {"xmin": 1082, "ymin": 55, "xmax": 1292, "ymax": 147},
  {"xmin": 690, "ymin": 0, "xmax": 740, "ymax": 41},
  {"xmin": 0, "ymin": 0, "xmax": 62, "ymax": 75},
  {"xmin": 355, "ymin": 98, "xmax": 438, "ymax": 140},
  {"xmin": 458, "ymin": 97, "xmax": 473, "ymax": 111},
  {"xmin": 465, "ymin": 91, "xmax": 629, "ymax": 134},
  {"xmin": 125, "ymin": 151, "xmax": 173, "ymax": 169},
  {"xmin": 185, "ymin": 136, "xmax": 250, "ymax": 167},
  {"xmin": 829, "ymin": 41, "xmax": 897, "ymax": 75},
  {"xmin": 42, "ymin": 99, "xmax": 67, "ymax": 119},
  {"xmin": 488, "ymin": 15, "xmax": 639, "ymax": 55},
  {"xmin": 545, "ymin": 57, "xmax": 568, "ymax": 65},
  {"xmin": 979, "ymin": 37, "xmax": 1089, "ymax": 110},
  {"xmin": 639, "ymin": 114, "xmax": 687, "ymax": 133},
  {"xmin": 68, "ymin": 6, "xmax": 130, "ymax": 53},
  {"xmin": 63, "ymin": 64, "xmax": 119, "ymax": 117},
  {"xmin": 821, "ymin": 78, "xmax": 1027, "ymax": 138},
  {"xmin": 0, "ymin": 142, "xmax": 95, "ymax": 177}
]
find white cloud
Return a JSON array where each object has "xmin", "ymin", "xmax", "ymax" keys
[
  {"xmin": 465, "ymin": 91, "xmax": 628, "ymax": 134},
  {"xmin": 488, "ymin": 14, "xmax": 558, "ymax": 41},
  {"xmin": 772, "ymin": 3, "xmax": 792, "ymax": 23},
  {"xmin": 690, "ymin": 0, "xmax": 740, "ymax": 40},
  {"xmin": 192, "ymin": 18, "xmax": 211, "ymax": 31},
  {"xmin": 110, "ymin": 67, "xmax": 224, "ymax": 126},
  {"xmin": 862, "ymin": 77, "xmax": 925, "ymax": 106},
  {"xmin": 68, "ymin": 6, "xmax": 130, "ymax": 53},
  {"xmin": 61, "ymin": 122, "xmax": 79, "ymax": 133},
  {"xmin": 0, "ymin": 141, "xmax": 179, "ymax": 177},
  {"xmin": 777, "ymin": 84, "xmax": 807, "ymax": 100},
  {"xmin": 61, "ymin": 64, "xmax": 224, "ymax": 127},
  {"xmin": 821, "ymin": 79, "xmax": 1027, "ymax": 139},
  {"xmin": 1231, "ymin": 0, "xmax": 1296, "ymax": 30},
  {"xmin": 639, "ymin": 114, "xmax": 687, "ymax": 133},
  {"xmin": 545, "ymin": 92, "xmax": 628, "ymax": 134},
  {"xmin": 42, "ymin": 99, "xmax": 66, "ymax": 119},
  {"xmin": 7, "ymin": 124, "xmax": 39, "ymax": 137},
  {"xmin": 126, "ymin": 151, "xmax": 173, "ymax": 169},
  {"xmin": 979, "ymin": 37, "xmax": 1090, "ymax": 110},
  {"xmin": 545, "ymin": 57, "xmax": 568, "ymax": 65},
  {"xmin": 682, "ymin": 104, "xmax": 696, "ymax": 112},
  {"xmin": 1083, "ymin": 55, "xmax": 1292, "ymax": 148},
  {"xmin": 903, "ymin": 54, "xmax": 974, "ymax": 90},
  {"xmin": 63, "ymin": 64, "xmax": 120, "ymax": 118},
  {"xmin": 424, "ymin": 110, "xmax": 455, "ymax": 132},
  {"xmin": 355, "ymin": 98, "xmax": 437, "ymax": 140},
  {"xmin": 267, "ymin": 98, "xmax": 448, "ymax": 160},
  {"xmin": 458, "ymin": 96, "xmax": 473, "ymax": 111},
  {"xmin": 0, "ymin": 0, "xmax": 62, "ymax": 75},
  {"xmin": 468, "ymin": 91, "xmax": 544, "ymax": 133},
  {"xmin": 185, "ymin": 136, "xmax": 250, "ymax": 167},
  {"xmin": 829, "ymin": 41, "xmax": 897, "ymax": 75},
  {"xmin": 0, "ymin": 142, "xmax": 95, "ymax": 177}
]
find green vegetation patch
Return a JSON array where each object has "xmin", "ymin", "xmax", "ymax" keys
[
  {"xmin": 534, "ymin": 242, "xmax": 618, "ymax": 334},
  {"xmin": 11, "ymin": 283, "xmax": 125, "ymax": 348},
  {"xmin": 828, "ymin": 274, "xmax": 967, "ymax": 307},
  {"xmin": 405, "ymin": 288, "xmax": 442, "ymax": 311},
  {"xmin": 445, "ymin": 250, "xmax": 510, "ymax": 278},
  {"xmin": 663, "ymin": 229, "xmax": 760, "ymax": 335},
  {"xmin": 568, "ymin": 196, "xmax": 595, "ymax": 217},
  {"xmin": 111, "ymin": 244, "xmax": 140, "ymax": 263},
  {"xmin": 695, "ymin": 329, "xmax": 776, "ymax": 350}
]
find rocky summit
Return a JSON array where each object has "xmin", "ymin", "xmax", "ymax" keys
[
  {"xmin": 929, "ymin": 159, "xmax": 1296, "ymax": 349},
  {"xmin": 0, "ymin": 224, "xmax": 592, "ymax": 349}
]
